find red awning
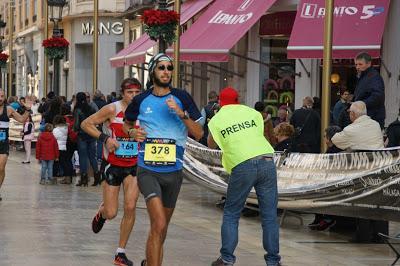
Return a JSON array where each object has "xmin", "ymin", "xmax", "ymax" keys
[
  {"xmin": 287, "ymin": 0, "xmax": 390, "ymax": 59},
  {"xmin": 172, "ymin": 0, "xmax": 277, "ymax": 62},
  {"xmin": 110, "ymin": 0, "xmax": 214, "ymax": 67},
  {"xmin": 110, "ymin": 35, "xmax": 155, "ymax": 67}
]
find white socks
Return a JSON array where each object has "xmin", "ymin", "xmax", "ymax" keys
[{"xmin": 116, "ymin": 247, "xmax": 126, "ymax": 254}]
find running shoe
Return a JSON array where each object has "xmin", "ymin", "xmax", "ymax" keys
[
  {"xmin": 92, "ymin": 203, "xmax": 106, "ymax": 233},
  {"xmin": 114, "ymin": 253, "xmax": 133, "ymax": 266},
  {"xmin": 316, "ymin": 219, "xmax": 336, "ymax": 231},
  {"xmin": 211, "ymin": 257, "xmax": 234, "ymax": 266}
]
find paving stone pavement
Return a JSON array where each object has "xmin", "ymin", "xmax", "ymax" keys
[{"xmin": 0, "ymin": 150, "xmax": 399, "ymax": 265}]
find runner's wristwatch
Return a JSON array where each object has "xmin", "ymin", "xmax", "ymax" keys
[{"xmin": 180, "ymin": 111, "xmax": 189, "ymax": 120}]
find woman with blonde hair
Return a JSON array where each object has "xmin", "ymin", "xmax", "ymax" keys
[{"xmin": 273, "ymin": 122, "xmax": 295, "ymax": 152}]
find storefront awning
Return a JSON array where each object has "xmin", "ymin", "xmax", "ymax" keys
[
  {"xmin": 287, "ymin": 0, "xmax": 390, "ymax": 59},
  {"xmin": 110, "ymin": 0, "xmax": 214, "ymax": 67},
  {"xmin": 172, "ymin": 0, "xmax": 278, "ymax": 62},
  {"xmin": 110, "ymin": 35, "xmax": 155, "ymax": 67}
]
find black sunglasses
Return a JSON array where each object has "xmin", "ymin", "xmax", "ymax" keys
[{"xmin": 157, "ymin": 65, "xmax": 174, "ymax": 71}]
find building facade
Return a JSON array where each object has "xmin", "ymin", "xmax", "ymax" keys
[
  {"xmin": 0, "ymin": 0, "xmax": 127, "ymax": 99},
  {"xmin": 121, "ymin": 0, "xmax": 399, "ymax": 126}
]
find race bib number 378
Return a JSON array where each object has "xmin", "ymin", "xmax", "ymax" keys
[{"xmin": 144, "ymin": 138, "xmax": 176, "ymax": 166}]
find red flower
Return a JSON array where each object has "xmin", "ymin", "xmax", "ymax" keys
[
  {"xmin": 141, "ymin": 9, "xmax": 179, "ymax": 26},
  {"xmin": 0, "ymin": 52, "xmax": 8, "ymax": 61},
  {"xmin": 42, "ymin": 37, "xmax": 70, "ymax": 48}
]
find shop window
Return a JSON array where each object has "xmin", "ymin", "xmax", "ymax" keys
[{"xmin": 260, "ymin": 38, "xmax": 295, "ymax": 117}]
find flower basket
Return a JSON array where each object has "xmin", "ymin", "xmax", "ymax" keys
[
  {"xmin": 141, "ymin": 9, "xmax": 180, "ymax": 46},
  {"xmin": 42, "ymin": 37, "xmax": 70, "ymax": 60},
  {"xmin": 0, "ymin": 52, "xmax": 8, "ymax": 68}
]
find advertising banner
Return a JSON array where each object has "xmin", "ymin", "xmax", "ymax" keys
[{"xmin": 287, "ymin": 0, "xmax": 390, "ymax": 59}]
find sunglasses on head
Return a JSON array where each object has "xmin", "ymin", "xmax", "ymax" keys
[{"xmin": 157, "ymin": 65, "xmax": 174, "ymax": 71}]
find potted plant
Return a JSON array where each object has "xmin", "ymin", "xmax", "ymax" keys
[
  {"xmin": 0, "ymin": 52, "xmax": 8, "ymax": 68},
  {"xmin": 42, "ymin": 37, "xmax": 69, "ymax": 60},
  {"xmin": 141, "ymin": 9, "xmax": 180, "ymax": 46}
]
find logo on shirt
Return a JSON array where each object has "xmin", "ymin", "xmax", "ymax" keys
[
  {"xmin": 220, "ymin": 119, "xmax": 257, "ymax": 139},
  {"xmin": 145, "ymin": 107, "xmax": 153, "ymax": 114}
]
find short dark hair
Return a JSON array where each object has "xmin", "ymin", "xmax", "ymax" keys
[
  {"xmin": 254, "ymin": 101, "xmax": 265, "ymax": 112},
  {"xmin": 47, "ymin": 91, "xmax": 55, "ymax": 99},
  {"xmin": 208, "ymin": 91, "xmax": 218, "ymax": 100},
  {"xmin": 120, "ymin": 78, "xmax": 142, "ymax": 92},
  {"xmin": 53, "ymin": 115, "xmax": 66, "ymax": 125},
  {"xmin": 340, "ymin": 88, "xmax": 350, "ymax": 95},
  {"xmin": 356, "ymin": 52, "xmax": 372, "ymax": 63},
  {"xmin": 325, "ymin": 126, "xmax": 342, "ymax": 141},
  {"xmin": 61, "ymin": 103, "xmax": 71, "ymax": 115}
]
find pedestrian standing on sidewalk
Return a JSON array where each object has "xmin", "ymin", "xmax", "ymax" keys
[
  {"xmin": 61, "ymin": 104, "xmax": 77, "ymax": 184},
  {"xmin": 73, "ymin": 92, "xmax": 99, "ymax": 187},
  {"xmin": 52, "ymin": 115, "xmax": 69, "ymax": 184},
  {"xmin": 36, "ymin": 123, "xmax": 59, "ymax": 185},
  {"xmin": 0, "ymin": 90, "xmax": 32, "ymax": 201},
  {"xmin": 21, "ymin": 114, "xmax": 35, "ymax": 164},
  {"xmin": 207, "ymin": 87, "xmax": 281, "ymax": 266}
]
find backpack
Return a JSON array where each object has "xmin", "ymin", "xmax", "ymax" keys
[{"xmin": 64, "ymin": 115, "xmax": 78, "ymax": 143}]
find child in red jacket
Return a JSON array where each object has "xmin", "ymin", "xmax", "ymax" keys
[{"xmin": 36, "ymin": 123, "xmax": 59, "ymax": 185}]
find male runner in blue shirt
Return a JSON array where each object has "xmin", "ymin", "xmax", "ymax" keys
[{"xmin": 123, "ymin": 53, "xmax": 203, "ymax": 266}]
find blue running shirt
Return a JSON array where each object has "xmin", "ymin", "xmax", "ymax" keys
[{"xmin": 125, "ymin": 88, "xmax": 202, "ymax": 173}]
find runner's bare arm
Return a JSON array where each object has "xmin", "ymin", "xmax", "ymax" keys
[
  {"xmin": 81, "ymin": 104, "xmax": 115, "ymax": 138},
  {"xmin": 180, "ymin": 117, "xmax": 203, "ymax": 141},
  {"xmin": 166, "ymin": 96, "xmax": 203, "ymax": 141},
  {"xmin": 7, "ymin": 106, "xmax": 30, "ymax": 123},
  {"xmin": 81, "ymin": 104, "xmax": 120, "ymax": 153},
  {"xmin": 207, "ymin": 133, "xmax": 218, "ymax": 149}
]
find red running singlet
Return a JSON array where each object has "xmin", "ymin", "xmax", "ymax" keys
[{"xmin": 102, "ymin": 101, "xmax": 138, "ymax": 167}]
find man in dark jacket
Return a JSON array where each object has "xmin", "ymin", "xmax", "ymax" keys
[
  {"xmin": 354, "ymin": 52, "xmax": 385, "ymax": 128},
  {"xmin": 199, "ymin": 90, "xmax": 219, "ymax": 146},
  {"xmin": 290, "ymin": 96, "xmax": 321, "ymax": 153},
  {"xmin": 38, "ymin": 91, "xmax": 55, "ymax": 114},
  {"xmin": 93, "ymin": 90, "xmax": 107, "ymax": 110},
  {"xmin": 386, "ymin": 109, "xmax": 400, "ymax": 147}
]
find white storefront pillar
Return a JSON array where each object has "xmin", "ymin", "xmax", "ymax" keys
[
  {"xmin": 382, "ymin": 0, "xmax": 400, "ymax": 126},
  {"xmin": 294, "ymin": 59, "xmax": 320, "ymax": 109}
]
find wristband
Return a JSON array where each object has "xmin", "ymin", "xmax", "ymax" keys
[{"xmin": 98, "ymin": 133, "xmax": 110, "ymax": 144}]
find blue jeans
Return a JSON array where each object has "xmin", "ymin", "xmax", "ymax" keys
[
  {"xmin": 96, "ymin": 139, "xmax": 103, "ymax": 161},
  {"xmin": 77, "ymin": 137, "xmax": 98, "ymax": 174},
  {"xmin": 41, "ymin": 160, "xmax": 54, "ymax": 181},
  {"xmin": 220, "ymin": 158, "xmax": 280, "ymax": 265}
]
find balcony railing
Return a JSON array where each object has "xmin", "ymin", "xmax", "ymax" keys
[{"xmin": 128, "ymin": 0, "xmax": 156, "ymax": 8}]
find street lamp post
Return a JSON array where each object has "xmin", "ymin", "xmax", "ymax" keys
[
  {"xmin": 158, "ymin": 0, "xmax": 168, "ymax": 53},
  {"xmin": 0, "ymin": 16, "xmax": 7, "ymax": 89},
  {"xmin": 47, "ymin": 0, "xmax": 67, "ymax": 96}
]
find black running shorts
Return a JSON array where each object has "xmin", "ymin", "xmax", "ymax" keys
[
  {"xmin": 137, "ymin": 166, "xmax": 183, "ymax": 208},
  {"xmin": 102, "ymin": 163, "xmax": 137, "ymax": 186},
  {"xmin": 0, "ymin": 141, "xmax": 9, "ymax": 155}
]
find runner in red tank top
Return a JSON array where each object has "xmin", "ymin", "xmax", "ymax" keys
[{"xmin": 81, "ymin": 78, "xmax": 142, "ymax": 266}]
